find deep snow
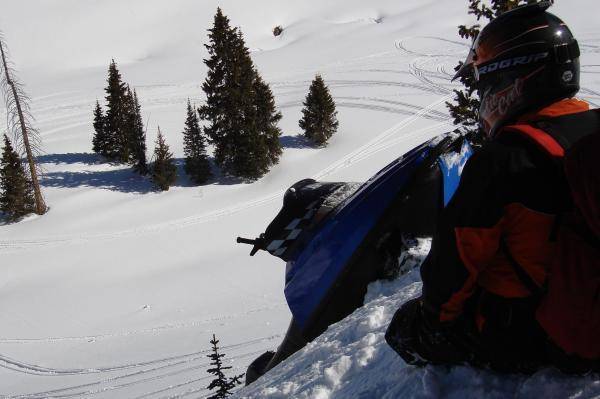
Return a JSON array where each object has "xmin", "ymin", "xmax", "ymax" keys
[
  {"xmin": 237, "ymin": 241, "xmax": 600, "ymax": 399},
  {"xmin": 0, "ymin": 1, "xmax": 599, "ymax": 398}
]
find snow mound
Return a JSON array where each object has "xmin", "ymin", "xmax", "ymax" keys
[{"xmin": 236, "ymin": 241, "xmax": 600, "ymax": 399}]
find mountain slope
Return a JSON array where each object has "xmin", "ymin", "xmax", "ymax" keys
[{"xmin": 0, "ymin": 1, "xmax": 598, "ymax": 398}]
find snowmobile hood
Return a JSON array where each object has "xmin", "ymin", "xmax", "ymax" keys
[{"xmin": 284, "ymin": 135, "xmax": 473, "ymax": 330}]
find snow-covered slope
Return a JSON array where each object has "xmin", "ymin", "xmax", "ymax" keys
[
  {"xmin": 237, "ymin": 242, "xmax": 600, "ymax": 399},
  {"xmin": 0, "ymin": 1, "xmax": 599, "ymax": 398}
]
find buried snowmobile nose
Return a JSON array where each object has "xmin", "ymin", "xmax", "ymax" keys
[{"xmin": 241, "ymin": 132, "xmax": 475, "ymax": 384}]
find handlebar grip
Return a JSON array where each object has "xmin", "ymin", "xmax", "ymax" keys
[{"xmin": 237, "ymin": 237, "xmax": 255, "ymax": 245}]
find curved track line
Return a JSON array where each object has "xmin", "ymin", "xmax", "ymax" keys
[
  {"xmin": 409, "ymin": 58, "xmax": 455, "ymax": 95},
  {"xmin": 8, "ymin": 348, "xmax": 264, "ymax": 399},
  {"xmin": 0, "ymin": 335, "xmax": 279, "ymax": 377},
  {"xmin": 0, "ymin": 96, "xmax": 451, "ymax": 254},
  {"xmin": 279, "ymin": 98, "xmax": 449, "ymax": 122},
  {"xmin": 344, "ymin": 121, "xmax": 453, "ymax": 167},
  {"xmin": 0, "ymin": 305, "xmax": 285, "ymax": 344},
  {"xmin": 395, "ymin": 36, "xmax": 468, "ymax": 58},
  {"xmin": 313, "ymin": 94, "xmax": 452, "ymax": 180},
  {"xmin": 274, "ymin": 79, "xmax": 448, "ymax": 95}
]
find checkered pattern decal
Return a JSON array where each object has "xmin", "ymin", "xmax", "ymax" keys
[{"xmin": 265, "ymin": 200, "xmax": 320, "ymax": 258}]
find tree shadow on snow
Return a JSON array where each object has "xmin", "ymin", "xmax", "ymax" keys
[
  {"xmin": 173, "ymin": 158, "xmax": 246, "ymax": 186},
  {"xmin": 37, "ymin": 152, "xmax": 105, "ymax": 166},
  {"xmin": 38, "ymin": 155, "xmax": 246, "ymax": 193},
  {"xmin": 41, "ymin": 168, "xmax": 156, "ymax": 194},
  {"xmin": 280, "ymin": 134, "xmax": 314, "ymax": 149}
]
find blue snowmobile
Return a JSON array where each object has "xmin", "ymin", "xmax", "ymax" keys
[{"xmin": 237, "ymin": 132, "xmax": 473, "ymax": 384}]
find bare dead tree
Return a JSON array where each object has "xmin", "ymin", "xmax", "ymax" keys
[{"xmin": 0, "ymin": 31, "xmax": 46, "ymax": 214}]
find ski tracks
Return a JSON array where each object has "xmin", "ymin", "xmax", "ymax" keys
[
  {"xmin": 313, "ymin": 94, "xmax": 453, "ymax": 180},
  {"xmin": 1, "ymin": 36, "xmax": 456, "ymax": 397},
  {"xmin": 0, "ymin": 93, "xmax": 452, "ymax": 396},
  {"xmin": 2, "ymin": 335, "xmax": 277, "ymax": 398},
  {"xmin": 0, "ymin": 304, "xmax": 285, "ymax": 345},
  {"xmin": 0, "ymin": 102, "xmax": 453, "ymax": 255}
]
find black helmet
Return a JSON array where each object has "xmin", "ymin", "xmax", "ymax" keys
[{"xmin": 454, "ymin": 1, "xmax": 580, "ymax": 136}]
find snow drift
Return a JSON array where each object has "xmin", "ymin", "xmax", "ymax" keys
[{"xmin": 236, "ymin": 241, "xmax": 600, "ymax": 399}]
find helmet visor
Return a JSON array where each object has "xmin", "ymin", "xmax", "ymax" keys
[{"xmin": 452, "ymin": 42, "xmax": 477, "ymax": 81}]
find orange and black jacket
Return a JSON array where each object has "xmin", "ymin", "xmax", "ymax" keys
[{"xmin": 420, "ymin": 98, "xmax": 593, "ymax": 328}]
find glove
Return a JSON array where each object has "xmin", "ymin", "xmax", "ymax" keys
[
  {"xmin": 385, "ymin": 298, "xmax": 428, "ymax": 366},
  {"xmin": 386, "ymin": 297, "xmax": 468, "ymax": 366}
]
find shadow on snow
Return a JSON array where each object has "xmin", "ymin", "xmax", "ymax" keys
[
  {"xmin": 41, "ymin": 167, "xmax": 156, "ymax": 194},
  {"xmin": 38, "ymin": 153, "xmax": 243, "ymax": 193},
  {"xmin": 37, "ymin": 152, "xmax": 105, "ymax": 165},
  {"xmin": 280, "ymin": 134, "xmax": 314, "ymax": 149}
]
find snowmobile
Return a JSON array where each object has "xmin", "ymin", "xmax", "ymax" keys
[{"xmin": 237, "ymin": 132, "xmax": 474, "ymax": 385}]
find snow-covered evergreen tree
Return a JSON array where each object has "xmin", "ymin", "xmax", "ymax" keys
[
  {"xmin": 104, "ymin": 59, "xmax": 129, "ymax": 161},
  {"xmin": 150, "ymin": 128, "xmax": 177, "ymax": 191},
  {"xmin": 183, "ymin": 99, "xmax": 211, "ymax": 184},
  {"xmin": 199, "ymin": 8, "xmax": 282, "ymax": 180},
  {"xmin": 0, "ymin": 33, "xmax": 46, "ymax": 214},
  {"xmin": 0, "ymin": 134, "xmax": 34, "ymax": 221},
  {"xmin": 253, "ymin": 73, "xmax": 283, "ymax": 173},
  {"xmin": 225, "ymin": 30, "xmax": 268, "ymax": 179},
  {"xmin": 128, "ymin": 89, "xmax": 148, "ymax": 175},
  {"xmin": 199, "ymin": 8, "xmax": 233, "ymax": 148},
  {"xmin": 206, "ymin": 334, "xmax": 243, "ymax": 398},
  {"xmin": 92, "ymin": 100, "xmax": 107, "ymax": 155},
  {"xmin": 299, "ymin": 74, "xmax": 339, "ymax": 146}
]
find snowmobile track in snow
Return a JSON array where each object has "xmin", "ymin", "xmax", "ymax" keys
[
  {"xmin": 0, "ymin": 96, "xmax": 451, "ymax": 254},
  {"xmin": 279, "ymin": 96, "xmax": 450, "ymax": 122},
  {"xmin": 0, "ymin": 335, "xmax": 279, "ymax": 376},
  {"xmin": 3, "ymin": 336, "xmax": 277, "ymax": 398},
  {"xmin": 6, "ymin": 348, "xmax": 258, "ymax": 399},
  {"xmin": 394, "ymin": 36, "xmax": 468, "ymax": 58},
  {"xmin": 273, "ymin": 78, "xmax": 451, "ymax": 95},
  {"xmin": 0, "ymin": 304, "xmax": 286, "ymax": 344},
  {"xmin": 408, "ymin": 58, "xmax": 455, "ymax": 95}
]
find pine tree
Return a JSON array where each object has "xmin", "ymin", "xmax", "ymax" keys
[
  {"xmin": 123, "ymin": 85, "xmax": 135, "ymax": 150},
  {"xmin": 1, "ymin": 32, "xmax": 46, "ymax": 215},
  {"xmin": 127, "ymin": 89, "xmax": 148, "ymax": 174},
  {"xmin": 299, "ymin": 74, "xmax": 339, "ymax": 146},
  {"xmin": 199, "ymin": 8, "xmax": 283, "ymax": 180},
  {"xmin": 104, "ymin": 59, "xmax": 129, "ymax": 161},
  {"xmin": 253, "ymin": 73, "xmax": 283, "ymax": 171},
  {"xmin": 200, "ymin": 8, "xmax": 235, "ymax": 147},
  {"xmin": 0, "ymin": 134, "xmax": 34, "ymax": 222},
  {"xmin": 183, "ymin": 99, "xmax": 211, "ymax": 184},
  {"xmin": 95, "ymin": 61, "xmax": 145, "ymax": 169},
  {"xmin": 225, "ymin": 30, "xmax": 266, "ymax": 179},
  {"xmin": 206, "ymin": 334, "xmax": 243, "ymax": 399},
  {"xmin": 447, "ymin": 0, "xmax": 537, "ymax": 145},
  {"xmin": 150, "ymin": 128, "xmax": 177, "ymax": 191},
  {"xmin": 92, "ymin": 100, "xmax": 108, "ymax": 155}
]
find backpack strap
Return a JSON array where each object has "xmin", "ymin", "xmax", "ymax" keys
[
  {"xmin": 498, "ymin": 110, "xmax": 600, "ymax": 297},
  {"xmin": 497, "ymin": 121, "xmax": 567, "ymax": 297},
  {"xmin": 501, "ymin": 124, "xmax": 565, "ymax": 158},
  {"xmin": 499, "ymin": 238, "xmax": 546, "ymax": 298},
  {"xmin": 502, "ymin": 108, "xmax": 600, "ymax": 157}
]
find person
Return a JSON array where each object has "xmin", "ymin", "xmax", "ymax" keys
[{"xmin": 385, "ymin": 2, "xmax": 599, "ymax": 374}]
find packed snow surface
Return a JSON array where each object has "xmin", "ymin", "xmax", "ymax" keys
[
  {"xmin": 237, "ymin": 239, "xmax": 600, "ymax": 398},
  {"xmin": 0, "ymin": 0, "xmax": 599, "ymax": 398}
]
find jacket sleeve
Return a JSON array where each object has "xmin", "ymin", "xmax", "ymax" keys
[{"xmin": 420, "ymin": 146, "xmax": 507, "ymax": 324}]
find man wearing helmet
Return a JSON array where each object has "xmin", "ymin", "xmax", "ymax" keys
[{"xmin": 386, "ymin": 2, "xmax": 599, "ymax": 373}]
